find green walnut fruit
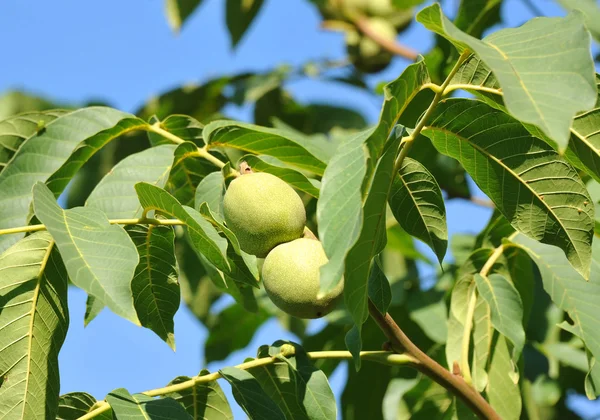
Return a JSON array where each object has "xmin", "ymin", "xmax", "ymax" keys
[
  {"xmin": 262, "ymin": 238, "xmax": 344, "ymax": 319},
  {"xmin": 346, "ymin": 18, "xmax": 396, "ymax": 73},
  {"xmin": 223, "ymin": 172, "xmax": 306, "ymax": 257}
]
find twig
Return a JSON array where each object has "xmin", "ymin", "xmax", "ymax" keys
[
  {"xmin": 76, "ymin": 350, "xmax": 416, "ymax": 420},
  {"xmin": 353, "ymin": 16, "xmax": 419, "ymax": 61},
  {"xmin": 368, "ymin": 301, "xmax": 501, "ymax": 419}
]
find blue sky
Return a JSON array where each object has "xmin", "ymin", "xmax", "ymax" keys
[{"xmin": 0, "ymin": 0, "xmax": 597, "ymax": 418}]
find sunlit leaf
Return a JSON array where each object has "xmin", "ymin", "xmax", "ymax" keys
[
  {"xmin": 240, "ymin": 154, "xmax": 320, "ymax": 198},
  {"xmin": 418, "ymin": 4, "xmax": 596, "ymax": 147},
  {"xmin": 195, "ymin": 171, "xmax": 226, "ymax": 220},
  {"xmin": 128, "ymin": 224, "xmax": 180, "ymax": 350},
  {"xmin": 422, "ymin": 99, "xmax": 594, "ymax": 278},
  {"xmin": 0, "ymin": 232, "xmax": 68, "ymax": 420},
  {"xmin": 0, "ymin": 107, "xmax": 143, "ymax": 253},
  {"xmin": 204, "ymin": 121, "xmax": 326, "ymax": 175},
  {"xmin": 0, "ymin": 110, "xmax": 67, "ymax": 173},
  {"xmin": 33, "ymin": 183, "xmax": 139, "ymax": 324},
  {"xmin": 389, "ymin": 157, "xmax": 447, "ymax": 264},
  {"xmin": 365, "ymin": 59, "xmax": 430, "ymax": 159},
  {"xmin": 557, "ymin": 0, "xmax": 600, "ymax": 41},
  {"xmin": 344, "ymin": 136, "xmax": 401, "ymax": 364},
  {"xmin": 86, "ymin": 145, "xmax": 176, "ymax": 219},
  {"xmin": 317, "ymin": 129, "xmax": 372, "ymax": 303}
]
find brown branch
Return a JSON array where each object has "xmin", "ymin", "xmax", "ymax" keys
[
  {"xmin": 354, "ymin": 16, "xmax": 419, "ymax": 61},
  {"xmin": 368, "ymin": 300, "xmax": 501, "ymax": 420}
]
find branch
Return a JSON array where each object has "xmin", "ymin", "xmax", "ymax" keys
[
  {"xmin": 353, "ymin": 16, "xmax": 419, "ymax": 61},
  {"xmin": 0, "ymin": 217, "xmax": 185, "ymax": 236},
  {"xmin": 77, "ymin": 350, "xmax": 417, "ymax": 420},
  {"xmin": 367, "ymin": 50, "xmax": 500, "ymax": 419},
  {"xmin": 368, "ymin": 301, "xmax": 501, "ymax": 419}
]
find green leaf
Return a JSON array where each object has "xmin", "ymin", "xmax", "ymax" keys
[
  {"xmin": 84, "ymin": 295, "xmax": 104, "ymax": 326},
  {"xmin": 451, "ymin": 60, "xmax": 600, "ymax": 185},
  {"xmin": 0, "ymin": 232, "xmax": 68, "ymax": 420},
  {"xmin": 565, "ymin": 74, "xmax": 600, "ymax": 182},
  {"xmin": 204, "ymin": 304, "xmax": 269, "ymax": 363},
  {"xmin": 0, "ymin": 107, "xmax": 142, "ymax": 253},
  {"xmin": 166, "ymin": 371, "xmax": 233, "ymax": 420},
  {"xmin": 86, "ymin": 145, "xmax": 176, "ymax": 219},
  {"xmin": 344, "ymin": 136, "xmax": 401, "ymax": 344},
  {"xmin": 107, "ymin": 388, "xmax": 191, "ymax": 419},
  {"xmin": 417, "ymin": 4, "xmax": 596, "ymax": 147},
  {"xmin": 195, "ymin": 171, "xmax": 226, "ymax": 221},
  {"xmin": 33, "ymin": 183, "xmax": 139, "ymax": 324},
  {"xmin": 454, "ymin": 0, "xmax": 501, "ymax": 38},
  {"xmin": 474, "ymin": 273, "xmax": 525, "ymax": 357},
  {"xmin": 167, "ymin": 141, "xmax": 222, "ymax": 206},
  {"xmin": 446, "ymin": 249, "xmax": 497, "ymax": 390},
  {"xmin": 407, "ymin": 288, "xmax": 448, "ymax": 344},
  {"xmin": 486, "ymin": 335, "xmax": 522, "ymax": 420},
  {"xmin": 0, "ymin": 90, "xmax": 63, "ymax": 121},
  {"xmin": 165, "ymin": 0, "xmax": 203, "ymax": 32},
  {"xmin": 250, "ymin": 342, "xmax": 337, "ymax": 420},
  {"xmin": 422, "ymin": 99, "xmax": 594, "ymax": 278},
  {"xmin": 0, "ymin": 110, "xmax": 68, "ymax": 173},
  {"xmin": 226, "ymin": 0, "xmax": 264, "ymax": 47},
  {"xmin": 368, "ymin": 256, "xmax": 392, "ymax": 315},
  {"xmin": 511, "ymin": 232, "xmax": 600, "ymax": 396},
  {"xmin": 57, "ymin": 392, "xmax": 111, "ymax": 420},
  {"xmin": 316, "ymin": 129, "xmax": 372, "ymax": 301},
  {"xmin": 127, "ymin": 224, "xmax": 179, "ymax": 350},
  {"xmin": 219, "ymin": 367, "xmax": 286, "ymax": 419},
  {"xmin": 543, "ymin": 342, "xmax": 589, "ymax": 372},
  {"xmin": 240, "ymin": 154, "xmax": 320, "ymax": 198},
  {"xmin": 365, "ymin": 58, "xmax": 431, "ymax": 158},
  {"xmin": 557, "ymin": 0, "xmax": 600, "ymax": 41},
  {"xmin": 204, "ymin": 121, "xmax": 326, "ymax": 175},
  {"xmin": 389, "ymin": 157, "xmax": 447, "ymax": 264},
  {"xmin": 472, "ymin": 295, "xmax": 493, "ymax": 392},
  {"xmin": 134, "ymin": 182, "xmax": 230, "ymax": 273}
]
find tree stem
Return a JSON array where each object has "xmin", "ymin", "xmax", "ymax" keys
[
  {"xmin": 76, "ymin": 350, "xmax": 416, "ymax": 420},
  {"xmin": 368, "ymin": 301, "xmax": 501, "ymax": 419}
]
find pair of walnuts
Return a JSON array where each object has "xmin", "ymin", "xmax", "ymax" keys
[{"xmin": 223, "ymin": 172, "xmax": 343, "ymax": 319}]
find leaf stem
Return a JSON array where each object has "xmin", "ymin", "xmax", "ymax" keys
[
  {"xmin": 368, "ymin": 301, "xmax": 501, "ymax": 419},
  {"xmin": 76, "ymin": 350, "xmax": 416, "ymax": 420},
  {"xmin": 393, "ymin": 50, "xmax": 471, "ymax": 173},
  {"xmin": 147, "ymin": 122, "xmax": 239, "ymax": 174},
  {"xmin": 0, "ymin": 218, "xmax": 185, "ymax": 236}
]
